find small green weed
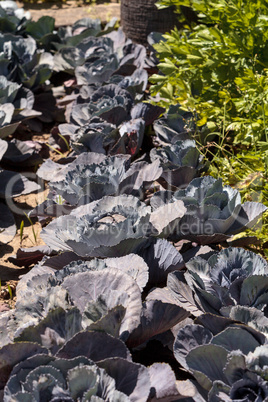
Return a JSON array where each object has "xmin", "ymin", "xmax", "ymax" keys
[
  {"xmin": 7, "ymin": 285, "xmax": 13, "ymax": 300},
  {"xmin": 20, "ymin": 220, "xmax": 24, "ymax": 244},
  {"xmin": 24, "ymin": 213, "xmax": 37, "ymax": 244}
]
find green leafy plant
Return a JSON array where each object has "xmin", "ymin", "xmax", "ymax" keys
[
  {"xmin": 152, "ymin": 0, "xmax": 268, "ymax": 146},
  {"xmin": 151, "ymin": 0, "xmax": 268, "ymax": 248}
]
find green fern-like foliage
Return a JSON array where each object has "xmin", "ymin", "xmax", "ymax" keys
[
  {"xmin": 151, "ymin": 0, "xmax": 268, "ymax": 249},
  {"xmin": 152, "ymin": 0, "xmax": 268, "ymax": 146}
]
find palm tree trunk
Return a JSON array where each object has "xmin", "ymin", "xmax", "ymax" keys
[{"xmin": 120, "ymin": 0, "xmax": 181, "ymax": 45}]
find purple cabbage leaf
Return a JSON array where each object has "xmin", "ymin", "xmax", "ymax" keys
[{"xmin": 150, "ymin": 176, "xmax": 267, "ymax": 244}]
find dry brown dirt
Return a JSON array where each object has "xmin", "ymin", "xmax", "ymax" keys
[
  {"xmin": 18, "ymin": 0, "xmax": 120, "ymax": 26},
  {"xmin": 0, "ymin": 190, "xmax": 47, "ymax": 310}
]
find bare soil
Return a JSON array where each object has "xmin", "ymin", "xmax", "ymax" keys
[
  {"xmin": 0, "ymin": 191, "xmax": 47, "ymax": 310},
  {"xmin": 18, "ymin": 0, "xmax": 120, "ymax": 26}
]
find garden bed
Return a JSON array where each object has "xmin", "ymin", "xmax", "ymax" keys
[{"xmin": 1, "ymin": 0, "xmax": 268, "ymax": 400}]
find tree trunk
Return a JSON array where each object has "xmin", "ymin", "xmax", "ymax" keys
[{"xmin": 120, "ymin": 0, "xmax": 181, "ymax": 45}]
